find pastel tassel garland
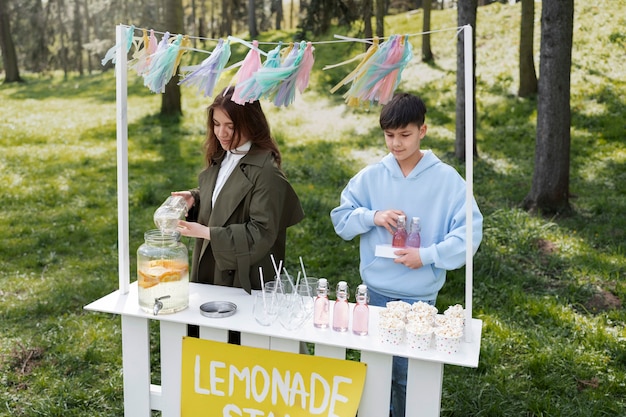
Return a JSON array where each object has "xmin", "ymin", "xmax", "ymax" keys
[
  {"xmin": 101, "ymin": 24, "xmax": 417, "ymax": 108},
  {"xmin": 178, "ymin": 38, "xmax": 231, "ymax": 97}
]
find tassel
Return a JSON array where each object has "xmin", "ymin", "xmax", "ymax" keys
[
  {"xmin": 231, "ymin": 40, "xmax": 262, "ymax": 104},
  {"xmin": 244, "ymin": 42, "xmax": 303, "ymax": 105},
  {"xmin": 101, "ymin": 25, "xmax": 135, "ymax": 66},
  {"xmin": 272, "ymin": 41, "xmax": 315, "ymax": 107},
  {"xmin": 344, "ymin": 35, "xmax": 413, "ymax": 106},
  {"xmin": 327, "ymin": 37, "xmax": 379, "ymax": 94},
  {"xmin": 143, "ymin": 33, "xmax": 184, "ymax": 93},
  {"xmin": 234, "ymin": 43, "xmax": 282, "ymax": 103},
  {"xmin": 178, "ymin": 39, "xmax": 232, "ymax": 97},
  {"xmin": 130, "ymin": 29, "xmax": 150, "ymax": 75}
]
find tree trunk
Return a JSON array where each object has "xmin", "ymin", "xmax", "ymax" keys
[
  {"xmin": 274, "ymin": 0, "xmax": 283, "ymax": 30},
  {"xmin": 518, "ymin": 0, "xmax": 537, "ymax": 97},
  {"xmin": 422, "ymin": 0, "xmax": 433, "ymax": 62},
  {"xmin": 83, "ymin": 0, "xmax": 93, "ymax": 74},
  {"xmin": 0, "ymin": 0, "xmax": 23, "ymax": 82},
  {"xmin": 363, "ymin": 0, "xmax": 373, "ymax": 44},
  {"xmin": 73, "ymin": 0, "xmax": 84, "ymax": 76},
  {"xmin": 522, "ymin": 0, "xmax": 574, "ymax": 215},
  {"xmin": 57, "ymin": 0, "xmax": 70, "ymax": 79},
  {"xmin": 161, "ymin": 0, "xmax": 184, "ymax": 117},
  {"xmin": 375, "ymin": 0, "xmax": 384, "ymax": 38},
  {"xmin": 455, "ymin": 0, "xmax": 477, "ymax": 160},
  {"xmin": 248, "ymin": 0, "xmax": 258, "ymax": 38},
  {"xmin": 221, "ymin": 0, "xmax": 232, "ymax": 36}
]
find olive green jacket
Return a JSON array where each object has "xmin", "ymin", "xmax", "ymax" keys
[{"xmin": 187, "ymin": 147, "xmax": 304, "ymax": 293}]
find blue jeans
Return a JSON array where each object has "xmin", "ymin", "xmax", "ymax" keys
[{"xmin": 368, "ymin": 288, "xmax": 436, "ymax": 417}]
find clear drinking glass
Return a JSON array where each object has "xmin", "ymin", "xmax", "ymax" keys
[
  {"xmin": 277, "ymin": 292, "xmax": 309, "ymax": 331},
  {"xmin": 253, "ymin": 291, "xmax": 279, "ymax": 326},
  {"xmin": 295, "ymin": 282, "xmax": 315, "ymax": 320}
]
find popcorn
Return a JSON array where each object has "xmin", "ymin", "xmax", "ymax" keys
[
  {"xmin": 375, "ymin": 303, "xmax": 467, "ymax": 353},
  {"xmin": 411, "ymin": 301, "xmax": 438, "ymax": 315},
  {"xmin": 379, "ymin": 308, "xmax": 407, "ymax": 321},
  {"xmin": 405, "ymin": 321, "xmax": 433, "ymax": 335},
  {"xmin": 435, "ymin": 314, "xmax": 464, "ymax": 329},
  {"xmin": 444, "ymin": 304, "xmax": 464, "ymax": 319},
  {"xmin": 434, "ymin": 325, "xmax": 463, "ymax": 338},
  {"xmin": 386, "ymin": 300, "xmax": 412, "ymax": 312},
  {"xmin": 405, "ymin": 310, "xmax": 435, "ymax": 325},
  {"xmin": 378, "ymin": 317, "xmax": 405, "ymax": 329}
]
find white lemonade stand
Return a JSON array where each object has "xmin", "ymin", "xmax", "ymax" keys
[{"xmin": 85, "ymin": 24, "xmax": 482, "ymax": 417}]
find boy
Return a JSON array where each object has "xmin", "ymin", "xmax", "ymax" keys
[{"xmin": 330, "ymin": 92, "xmax": 483, "ymax": 417}]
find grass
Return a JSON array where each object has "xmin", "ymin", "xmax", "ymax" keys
[{"xmin": 1, "ymin": 1, "xmax": 625, "ymax": 416}]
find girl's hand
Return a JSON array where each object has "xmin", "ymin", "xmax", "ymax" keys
[
  {"xmin": 171, "ymin": 191, "xmax": 195, "ymax": 212},
  {"xmin": 177, "ymin": 220, "xmax": 210, "ymax": 240}
]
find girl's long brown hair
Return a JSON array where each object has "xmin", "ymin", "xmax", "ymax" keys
[{"xmin": 204, "ymin": 87, "xmax": 282, "ymax": 168}]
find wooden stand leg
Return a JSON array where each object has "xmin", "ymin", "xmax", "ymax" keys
[
  {"xmin": 121, "ymin": 315, "xmax": 151, "ymax": 417},
  {"xmin": 160, "ymin": 321, "xmax": 187, "ymax": 417},
  {"xmin": 405, "ymin": 359, "xmax": 443, "ymax": 417},
  {"xmin": 357, "ymin": 351, "xmax": 393, "ymax": 417}
]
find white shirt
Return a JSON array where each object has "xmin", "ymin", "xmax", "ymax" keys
[{"xmin": 212, "ymin": 141, "xmax": 252, "ymax": 207}]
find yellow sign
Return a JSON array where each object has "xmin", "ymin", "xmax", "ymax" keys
[{"xmin": 181, "ymin": 337, "xmax": 367, "ymax": 417}]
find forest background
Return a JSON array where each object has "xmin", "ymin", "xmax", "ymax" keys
[{"xmin": 1, "ymin": 0, "xmax": 625, "ymax": 416}]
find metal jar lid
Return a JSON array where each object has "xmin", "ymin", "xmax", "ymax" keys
[{"xmin": 199, "ymin": 301, "xmax": 237, "ymax": 318}]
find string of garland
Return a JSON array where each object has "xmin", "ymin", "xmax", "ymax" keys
[{"xmin": 102, "ymin": 24, "xmax": 460, "ymax": 107}]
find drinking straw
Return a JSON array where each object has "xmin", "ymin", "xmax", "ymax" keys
[
  {"xmin": 259, "ymin": 266, "xmax": 267, "ymax": 308},
  {"xmin": 282, "ymin": 267, "xmax": 296, "ymax": 292},
  {"xmin": 299, "ymin": 256, "xmax": 308, "ymax": 285},
  {"xmin": 259, "ymin": 266, "xmax": 265, "ymax": 291},
  {"xmin": 271, "ymin": 253, "xmax": 291, "ymax": 287},
  {"xmin": 295, "ymin": 271, "xmax": 301, "ymax": 289}
]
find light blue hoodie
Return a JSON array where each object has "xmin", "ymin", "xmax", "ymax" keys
[{"xmin": 330, "ymin": 150, "xmax": 483, "ymax": 301}]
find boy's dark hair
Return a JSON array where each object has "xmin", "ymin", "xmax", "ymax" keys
[{"xmin": 379, "ymin": 93, "xmax": 427, "ymax": 130}]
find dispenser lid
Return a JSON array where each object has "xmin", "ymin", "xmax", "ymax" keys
[{"xmin": 199, "ymin": 301, "xmax": 237, "ymax": 318}]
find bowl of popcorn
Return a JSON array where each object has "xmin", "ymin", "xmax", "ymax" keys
[
  {"xmin": 444, "ymin": 304, "xmax": 465, "ymax": 323},
  {"xmin": 434, "ymin": 323, "xmax": 464, "ymax": 354},
  {"xmin": 378, "ymin": 315, "xmax": 405, "ymax": 345},
  {"xmin": 405, "ymin": 321, "xmax": 434, "ymax": 351}
]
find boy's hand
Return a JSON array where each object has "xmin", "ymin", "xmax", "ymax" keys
[
  {"xmin": 374, "ymin": 209, "xmax": 406, "ymax": 234},
  {"xmin": 393, "ymin": 247, "xmax": 423, "ymax": 269}
]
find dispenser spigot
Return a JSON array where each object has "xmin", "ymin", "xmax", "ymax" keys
[{"xmin": 153, "ymin": 295, "xmax": 171, "ymax": 316}]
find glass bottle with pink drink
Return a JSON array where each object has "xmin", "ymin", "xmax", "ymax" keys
[
  {"xmin": 392, "ymin": 215, "xmax": 408, "ymax": 247},
  {"xmin": 313, "ymin": 278, "xmax": 330, "ymax": 328},
  {"xmin": 407, "ymin": 216, "xmax": 421, "ymax": 248},
  {"xmin": 332, "ymin": 281, "xmax": 350, "ymax": 332},
  {"xmin": 352, "ymin": 284, "xmax": 369, "ymax": 336}
]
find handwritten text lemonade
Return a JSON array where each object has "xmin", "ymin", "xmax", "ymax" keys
[{"xmin": 194, "ymin": 356, "xmax": 354, "ymax": 417}]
